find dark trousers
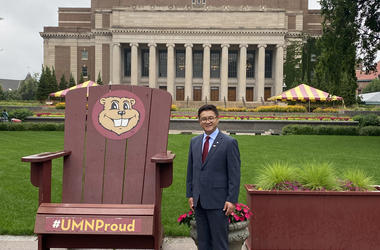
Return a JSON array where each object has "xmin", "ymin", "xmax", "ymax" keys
[{"xmin": 195, "ymin": 200, "xmax": 229, "ymax": 250}]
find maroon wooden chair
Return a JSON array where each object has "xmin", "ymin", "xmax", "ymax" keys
[{"xmin": 22, "ymin": 85, "xmax": 175, "ymax": 250}]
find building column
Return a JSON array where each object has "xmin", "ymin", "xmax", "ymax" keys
[
  {"xmin": 275, "ymin": 44, "xmax": 284, "ymax": 95},
  {"xmin": 239, "ymin": 44, "xmax": 248, "ymax": 102},
  {"xmin": 257, "ymin": 44, "xmax": 266, "ymax": 102},
  {"xmin": 202, "ymin": 43, "xmax": 211, "ymax": 101},
  {"xmin": 130, "ymin": 43, "xmax": 139, "ymax": 85},
  {"xmin": 95, "ymin": 41, "xmax": 103, "ymax": 82},
  {"xmin": 148, "ymin": 43, "xmax": 157, "ymax": 88},
  {"xmin": 185, "ymin": 43, "xmax": 193, "ymax": 101},
  {"xmin": 70, "ymin": 45, "xmax": 77, "ymax": 83},
  {"xmin": 166, "ymin": 43, "xmax": 175, "ymax": 98},
  {"xmin": 220, "ymin": 43, "xmax": 230, "ymax": 102},
  {"xmin": 112, "ymin": 43, "xmax": 121, "ymax": 84}
]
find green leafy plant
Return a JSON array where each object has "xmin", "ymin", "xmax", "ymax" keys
[
  {"xmin": 341, "ymin": 169, "xmax": 376, "ymax": 191},
  {"xmin": 298, "ymin": 162, "xmax": 340, "ymax": 191},
  {"xmin": 255, "ymin": 162, "xmax": 299, "ymax": 190},
  {"xmin": 8, "ymin": 108, "xmax": 33, "ymax": 121}
]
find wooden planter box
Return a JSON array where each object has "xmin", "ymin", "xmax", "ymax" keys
[{"xmin": 245, "ymin": 184, "xmax": 380, "ymax": 250}]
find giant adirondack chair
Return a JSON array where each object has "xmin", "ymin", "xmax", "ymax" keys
[{"xmin": 22, "ymin": 85, "xmax": 175, "ymax": 249}]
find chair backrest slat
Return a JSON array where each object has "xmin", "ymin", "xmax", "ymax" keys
[
  {"xmin": 142, "ymin": 89, "xmax": 171, "ymax": 204},
  {"xmin": 62, "ymin": 85, "xmax": 170, "ymax": 205},
  {"xmin": 82, "ymin": 85, "xmax": 110, "ymax": 203},
  {"xmin": 62, "ymin": 87, "xmax": 87, "ymax": 203}
]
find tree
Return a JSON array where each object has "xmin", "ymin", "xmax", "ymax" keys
[
  {"xmin": 48, "ymin": 67, "xmax": 58, "ymax": 93},
  {"xmin": 79, "ymin": 72, "xmax": 84, "ymax": 85},
  {"xmin": 362, "ymin": 79, "xmax": 380, "ymax": 94},
  {"xmin": 96, "ymin": 72, "xmax": 103, "ymax": 85},
  {"xmin": 0, "ymin": 85, "xmax": 4, "ymax": 100},
  {"xmin": 314, "ymin": 0, "xmax": 359, "ymax": 105},
  {"xmin": 356, "ymin": 0, "xmax": 380, "ymax": 72},
  {"xmin": 18, "ymin": 73, "xmax": 38, "ymax": 100},
  {"xmin": 37, "ymin": 66, "xmax": 49, "ymax": 101},
  {"xmin": 59, "ymin": 74, "xmax": 68, "ymax": 90},
  {"xmin": 68, "ymin": 73, "xmax": 76, "ymax": 87},
  {"xmin": 284, "ymin": 42, "xmax": 302, "ymax": 90},
  {"xmin": 301, "ymin": 37, "xmax": 320, "ymax": 84}
]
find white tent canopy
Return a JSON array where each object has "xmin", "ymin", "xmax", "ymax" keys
[{"xmin": 359, "ymin": 92, "xmax": 380, "ymax": 104}]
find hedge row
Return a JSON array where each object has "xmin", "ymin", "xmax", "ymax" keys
[
  {"xmin": 0, "ymin": 122, "xmax": 64, "ymax": 131},
  {"xmin": 282, "ymin": 125, "xmax": 380, "ymax": 136}
]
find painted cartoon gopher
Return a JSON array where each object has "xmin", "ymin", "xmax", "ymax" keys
[{"xmin": 98, "ymin": 97, "xmax": 140, "ymax": 135}]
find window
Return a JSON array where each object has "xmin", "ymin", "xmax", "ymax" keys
[
  {"xmin": 210, "ymin": 50, "xmax": 220, "ymax": 78},
  {"xmin": 246, "ymin": 50, "xmax": 255, "ymax": 78},
  {"xmin": 193, "ymin": 51, "xmax": 203, "ymax": 78},
  {"xmin": 176, "ymin": 86, "xmax": 184, "ymax": 101},
  {"xmin": 192, "ymin": 0, "xmax": 206, "ymax": 5},
  {"xmin": 82, "ymin": 65, "xmax": 88, "ymax": 77},
  {"xmin": 265, "ymin": 50, "xmax": 273, "ymax": 78},
  {"xmin": 228, "ymin": 51, "xmax": 238, "ymax": 78},
  {"xmin": 141, "ymin": 49, "xmax": 149, "ymax": 77},
  {"xmin": 124, "ymin": 48, "xmax": 131, "ymax": 77},
  {"xmin": 176, "ymin": 50, "xmax": 185, "ymax": 78},
  {"xmin": 159, "ymin": 50, "xmax": 167, "ymax": 77},
  {"xmin": 210, "ymin": 86, "xmax": 219, "ymax": 101},
  {"xmin": 81, "ymin": 49, "xmax": 88, "ymax": 60}
]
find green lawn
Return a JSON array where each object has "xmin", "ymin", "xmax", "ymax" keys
[{"xmin": 0, "ymin": 132, "xmax": 379, "ymax": 236}]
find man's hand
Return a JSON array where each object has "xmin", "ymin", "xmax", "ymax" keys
[
  {"xmin": 223, "ymin": 201, "xmax": 235, "ymax": 216},
  {"xmin": 188, "ymin": 197, "xmax": 194, "ymax": 211}
]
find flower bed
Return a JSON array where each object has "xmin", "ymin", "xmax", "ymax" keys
[
  {"xmin": 34, "ymin": 112, "xmax": 65, "ymax": 118},
  {"xmin": 170, "ymin": 114, "xmax": 353, "ymax": 122}
]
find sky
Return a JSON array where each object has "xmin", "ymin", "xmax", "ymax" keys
[{"xmin": 0, "ymin": 0, "xmax": 323, "ymax": 80}]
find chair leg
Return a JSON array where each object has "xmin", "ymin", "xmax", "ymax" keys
[{"xmin": 38, "ymin": 235, "xmax": 49, "ymax": 250}]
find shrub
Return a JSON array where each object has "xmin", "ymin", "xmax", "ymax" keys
[
  {"xmin": 255, "ymin": 162, "xmax": 299, "ymax": 190},
  {"xmin": 331, "ymin": 126, "xmax": 359, "ymax": 136},
  {"xmin": 298, "ymin": 162, "xmax": 340, "ymax": 191},
  {"xmin": 282, "ymin": 125, "xmax": 314, "ymax": 135},
  {"xmin": 359, "ymin": 126, "xmax": 380, "ymax": 136},
  {"xmin": 353, "ymin": 114, "xmax": 380, "ymax": 127},
  {"xmin": 170, "ymin": 104, "xmax": 178, "ymax": 111},
  {"xmin": 0, "ymin": 122, "xmax": 64, "ymax": 131},
  {"xmin": 55, "ymin": 102, "xmax": 66, "ymax": 109},
  {"xmin": 282, "ymin": 125, "xmax": 360, "ymax": 136},
  {"xmin": 8, "ymin": 109, "xmax": 33, "ymax": 121}
]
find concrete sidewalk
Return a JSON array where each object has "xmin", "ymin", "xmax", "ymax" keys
[{"xmin": 0, "ymin": 236, "xmax": 198, "ymax": 250}]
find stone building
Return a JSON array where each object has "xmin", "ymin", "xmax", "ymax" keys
[{"xmin": 41, "ymin": 0, "xmax": 322, "ymax": 104}]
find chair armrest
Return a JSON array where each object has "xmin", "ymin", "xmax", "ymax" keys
[
  {"xmin": 151, "ymin": 151, "xmax": 175, "ymax": 188},
  {"xmin": 151, "ymin": 151, "xmax": 175, "ymax": 163},
  {"xmin": 21, "ymin": 150, "xmax": 71, "ymax": 205},
  {"xmin": 21, "ymin": 150, "xmax": 71, "ymax": 163}
]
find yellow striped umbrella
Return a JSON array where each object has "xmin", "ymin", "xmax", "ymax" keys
[
  {"xmin": 268, "ymin": 84, "xmax": 343, "ymax": 102},
  {"xmin": 49, "ymin": 80, "xmax": 98, "ymax": 97}
]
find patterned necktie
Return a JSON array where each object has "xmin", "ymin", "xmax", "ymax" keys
[{"xmin": 202, "ymin": 136, "xmax": 210, "ymax": 163}]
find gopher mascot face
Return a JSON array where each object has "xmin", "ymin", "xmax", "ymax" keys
[{"xmin": 98, "ymin": 97, "xmax": 140, "ymax": 135}]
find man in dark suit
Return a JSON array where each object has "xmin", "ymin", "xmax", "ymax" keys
[{"xmin": 186, "ymin": 104, "xmax": 241, "ymax": 250}]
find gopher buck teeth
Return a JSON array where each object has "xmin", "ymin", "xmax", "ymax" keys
[{"xmin": 113, "ymin": 118, "xmax": 130, "ymax": 127}]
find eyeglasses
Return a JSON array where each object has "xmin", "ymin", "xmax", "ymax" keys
[{"xmin": 200, "ymin": 116, "xmax": 217, "ymax": 123}]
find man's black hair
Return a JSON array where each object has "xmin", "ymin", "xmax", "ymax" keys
[{"xmin": 197, "ymin": 104, "xmax": 219, "ymax": 117}]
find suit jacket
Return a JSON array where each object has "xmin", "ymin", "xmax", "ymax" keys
[{"xmin": 186, "ymin": 131, "xmax": 241, "ymax": 209}]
